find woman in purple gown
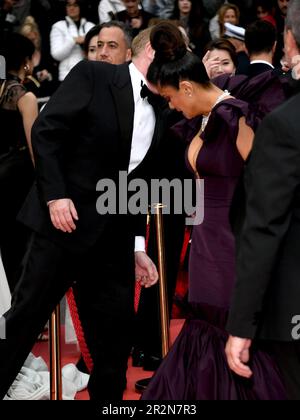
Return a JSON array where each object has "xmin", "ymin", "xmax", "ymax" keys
[{"xmin": 141, "ymin": 23, "xmax": 287, "ymax": 400}]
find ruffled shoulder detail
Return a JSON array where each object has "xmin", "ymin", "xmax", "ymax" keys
[
  {"xmin": 214, "ymin": 71, "xmax": 290, "ymax": 131},
  {"xmin": 200, "ymin": 98, "xmax": 251, "ymax": 144}
]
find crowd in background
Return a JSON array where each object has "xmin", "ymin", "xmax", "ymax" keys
[{"xmin": 0, "ymin": 0, "xmax": 291, "ymax": 97}]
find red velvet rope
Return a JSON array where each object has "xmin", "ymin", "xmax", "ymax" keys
[
  {"xmin": 66, "ymin": 288, "xmax": 94, "ymax": 373},
  {"xmin": 180, "ymin": 227, "xmax": 191, "ymax": 265}
]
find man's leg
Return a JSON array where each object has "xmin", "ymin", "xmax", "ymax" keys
[
  {"xmin": 74, "ymin": 227, "xmax": 136, "ymax": 400},
  {"xmin": 0, "ymin": 233, "xmax": 76, "ymax": 399},
  {"xmin": 270, "ymin": 341, "xmax": 300, "ymax": 400}
]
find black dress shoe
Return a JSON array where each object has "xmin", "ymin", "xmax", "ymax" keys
[
  {"xmin": 143, "ymin": 355, "xmax": 162, "ymax": 371},
  {"xmin": 131, "ymin": 348, "xmax": 145, "ymax": 367},
  {"xmin": 135, "ymin": 377, "xmax": 151, "ymax": 393}
]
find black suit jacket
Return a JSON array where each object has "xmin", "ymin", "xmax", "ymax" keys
[
  {"xmin": 18, "ymin": 60, "xmax": 167, "ymax": 253},
  {"xmin": 227, "ymin": 92, "xmax": 300, "ymax": 341},
  {"xmin": 244, "ymin": 62, "xmax": 274, "ymax": 78}
]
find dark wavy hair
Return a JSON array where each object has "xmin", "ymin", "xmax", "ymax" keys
[
  {"xmin": 1, "ymin": 33, "xmax": 35, "ymax": 72},
  {"xmin": 147, "ymin": 22, "xmax": 210, "ymax": 89}
]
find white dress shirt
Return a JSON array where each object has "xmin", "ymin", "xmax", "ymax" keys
[
  {"xmin": 128, "ymin": 63, "xmax": 155, "ymax": 174},
  {"xmin": 128, "ymin": 63, "xmax": 156, "ymax": 252},
  {"xmin": 250, "ymin": 60, "xmax": 274, "ymax": 69}
]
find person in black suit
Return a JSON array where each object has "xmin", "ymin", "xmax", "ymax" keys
[
  {"xmin": 243, "ymin": 19, "xmax": 277, "ymax": 78},
  {"xmin": 226, "ymin": 0, "xmax": 300, "ymax": 400},
  {"xmin": 0, "ymin": 27, "xmax": 165, "ymax": 401}
]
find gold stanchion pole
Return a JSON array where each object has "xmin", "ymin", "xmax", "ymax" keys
[
  {"xmin": 153, "ymin": 204, "xmax": 170, "ymax": 357},
  {"xmin": 49, "ymin": 304, "xmax": 62, "ymax": 400}
]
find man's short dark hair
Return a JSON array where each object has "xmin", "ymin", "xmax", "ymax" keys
[
  {"xmin": 99, "ymin": 21, "xmax": 133, "ymax": 49},
  {"xmin": 245, "ymin": 20, "xmax": 277, "ymax": 55}
]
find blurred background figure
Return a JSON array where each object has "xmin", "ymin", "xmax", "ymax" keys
[
  {"xmin": 50, "ymin": 0, "xmax": 94, "ymax": 81},
  {"xmin": 0, "ymin": 33, "xmax": 38, "ymax": 292},
  {"xmin": 20, "ymin": 15, "xmax": 58, "ymax": 97},
  {"xmin": 0, "ymin": 0, "xmax": 20, "ymax": 45},
  {"xmin": 115, "ymin": 0, "xmax": 154, "ymax": 38},
  {"xmin": 202, "ymin": 0, "xmax": 224, "ymax": 19},
  {"xmin": 83, "ymin": 23, "xmax": 101, "ymax": 60},
  {"xmin": 219, "ymin": 2, "xmax": 240, "ymax": 35},
  {"xmin": 274, "ymin": 0, "xmax": 290, "ymax": 66},
  {"xmin": 210, "ymin": 2, "xmax": 240, "ymax": 40},
  {"xmin": 255, "ymin": 0, "xmax": 276, "ymax": 27},
  {"xmin": 98, "ymin": 0, "xmax": 125, "ymax": 23},
  {"xmin": 171, "ymin": 0, "xmax": 211, "ymax": 58},
  {"xmin": 223, "ymin": 21, "xmax": 249, "ymax": 74},
  {"xmin": 203, "ymin": 38, "xmax": 237, "ymax": 78},
  {"xmin": 143, "ymin": 0, "xmax": 175, "ymax": 19}
]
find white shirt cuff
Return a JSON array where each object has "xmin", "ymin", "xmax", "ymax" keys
[{"xmin": 134, "ymin": 236, "xmax": 146, "ymax": 252}]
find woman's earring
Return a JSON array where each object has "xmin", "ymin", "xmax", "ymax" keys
[{"xmin": 24, "ymin": 64, "xmax": 29, "ymax": 73}]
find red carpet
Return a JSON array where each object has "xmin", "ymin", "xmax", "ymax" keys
[{"xmin": 32, "ymin": 319, "xmax": 184, "ymax": 400}]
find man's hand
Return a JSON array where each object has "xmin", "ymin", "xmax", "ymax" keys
[
  {"xmin": 225, "ymin": 335, "xmax": 253, "ymax": 378},
  {"xmin": 135, "ymin": 251, "xmax": 159, "ymax": 288},
  {"xmin": 48, "ymin": 198, "xmax": 78, "ymax": 233}
]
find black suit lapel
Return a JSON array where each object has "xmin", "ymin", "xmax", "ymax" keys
[
  {"xmin": 110, "ymin": 64, "xmax": 134, "ymax": 171},
  {"xmin": 148, "ymin": 104, "xmax": 164, "ymax": 155}
]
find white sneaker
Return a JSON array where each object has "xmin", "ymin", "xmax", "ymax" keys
[
  {"xmin": 62, "ymin": 363, "xmax": 89, "ymax": 392},
  {"xmin": 5, "ymin": 368, "xmax": 49, "ymax": 400},
  {"xmin": 24, "ymin": 353, "xmax": 48, "ymax": 372}
]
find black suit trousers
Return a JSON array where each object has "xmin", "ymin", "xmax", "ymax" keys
[{"xmin": 0, "ymin": 219, "xmax": 135, "ymax": 401}]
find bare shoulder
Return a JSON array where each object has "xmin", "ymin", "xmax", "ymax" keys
[{"xmin": 18, "ymin": 91, "xmax": 37, "ymax": 104}]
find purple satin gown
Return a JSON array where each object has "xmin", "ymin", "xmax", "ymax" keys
[{"xmin": 141, "ymin": 99, "xmax": 286, "ymax": 400}]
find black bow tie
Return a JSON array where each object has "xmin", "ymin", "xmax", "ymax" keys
[
  {"xmin": 140, "ymin": 81, "xmax": 163, "ymax": 109},
  {"xmin": 140, "ymin": 81, "xmax": 152, "ymax": 99}
]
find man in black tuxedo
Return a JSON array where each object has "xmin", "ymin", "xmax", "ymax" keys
[
  {"xmin": 0, "ymin": 27, "xmax": 164, "ymax": 400},
  {"xmin": 242, "ymin": 19, "xmax": 277, "ymax": 78},
  {"xmin": 226, "ymin": 0, "xmax": 300, "ymax": 400}
]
